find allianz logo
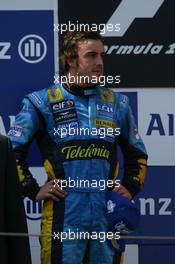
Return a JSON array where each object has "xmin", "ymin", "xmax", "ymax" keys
[
  {"xmin": 24, "ymin": 197, "xmax": 174, "ymax": 219},
  {"xmin": 0, "ymin": 34, "xmax": 47, "ymax": 63},
  {"xmin": 24, "ymin": 198, "xmax": 42, "ymax": 220},
  {"xmin": 139, "ymin": 198, "xmax": 173, "ymax": 216},
  {"xmin": 147, "ymin": 113, "xmax": 174, "ymax": 136}
]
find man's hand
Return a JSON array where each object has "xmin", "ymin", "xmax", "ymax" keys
[
  {"xmin": 36, "ymin": 179, "xmax": 68, "ymax": 201},
  {"xmin": 113, "ymin": 184, "xmax": 132, "ymax": 200}
]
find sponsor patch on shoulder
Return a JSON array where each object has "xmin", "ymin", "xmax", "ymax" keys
[
  {"xmin": 48, "ymin": 88, "xmax": 63, "ymax": 103},
  {"xmin": 8, "ymin": 125, "xmax": 23, "ymax": 137},
  {"xmin": 99, "ymin": 89, "xmax": 114, "ymax": 103}
]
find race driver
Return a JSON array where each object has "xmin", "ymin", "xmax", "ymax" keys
[{"xmin": 8, "ymin": 30, "xmax": 148, "ymax": 264}]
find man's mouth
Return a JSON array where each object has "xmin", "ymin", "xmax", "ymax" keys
[{"xmin": 92, "ymin": 70, "xmax": 103, "ymax": 75}]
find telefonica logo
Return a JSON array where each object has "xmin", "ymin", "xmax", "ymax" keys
[
  {"xmin": 18, "ymin": 34, "xmax": 47, "ymax": 63},
  {"xmin": 62, "ymin": 144, "xmax": 110, "ymax": 160},
  {"xmin": 103, "ymin": 0, "xmax": 164, "ymax": 37}
]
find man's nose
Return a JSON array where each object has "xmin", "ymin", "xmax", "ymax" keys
[{"xmin": 96, "ymin": 54, "xmax": 103, "ymax": 66}]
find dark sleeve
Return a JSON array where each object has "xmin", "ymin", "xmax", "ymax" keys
[
  {"xmin": 5, "ymin": 138, "xmax": 32, "ymax": 264},
  {"xmin": 14, "ymin": 146, "xmax": 41, "ymax": 201},
  {"xmin": 118, "ymin": 99, "xmax": 148, "ymax": 197}
]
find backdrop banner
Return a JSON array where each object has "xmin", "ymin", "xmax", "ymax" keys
[{"xmin": 59, "ymin": 0, "xmax": 175, "ymax": 87}]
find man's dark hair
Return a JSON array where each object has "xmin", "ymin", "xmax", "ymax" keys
[{"xmin": 60, "ymin": 30, "xmax": 103, "ymax": 73}]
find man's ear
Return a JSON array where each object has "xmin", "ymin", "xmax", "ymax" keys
[{"xmin": 66, "ymin": 56, "xmax": 76, "ymax": 69}]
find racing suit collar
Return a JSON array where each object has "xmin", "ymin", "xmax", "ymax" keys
[{"xmin": 62, "ymin": 82, "xmax": 97, "ymax": 97}]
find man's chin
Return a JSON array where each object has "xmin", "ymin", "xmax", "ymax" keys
[{"xmin": 92, "ymin": 72, "xmax": 103, "ymax": 77}]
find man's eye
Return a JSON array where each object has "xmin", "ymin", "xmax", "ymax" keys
[{"xmin": 88, "ymin": 53, "xmax": 96, "ymax": 57}]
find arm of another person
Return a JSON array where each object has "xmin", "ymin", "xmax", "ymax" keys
[{"xmin": 5, "ymin": 136, "xmax": 32, "ymax": 264}]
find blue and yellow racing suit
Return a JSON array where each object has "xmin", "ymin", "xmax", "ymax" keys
[{"xmin": 9, "ymin": 83, "xmax": 148, "ymax": 264}]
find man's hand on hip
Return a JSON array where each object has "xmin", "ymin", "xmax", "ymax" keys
[
  {"xmin": 113, "ymin": 185, "xmax": 132, "ymax": 200},
  {"xmin": 36, "ymin": 179, "xmax": 68, "ymax": 201}
]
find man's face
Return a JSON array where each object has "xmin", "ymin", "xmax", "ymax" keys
[{"xmin": 68, "ymin": 39, "xmax": 104, "ymax": 85}]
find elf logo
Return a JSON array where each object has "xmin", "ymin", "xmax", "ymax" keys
[{"xmin": 103, "ymin": 0, "xmax": 164, "ymax": 37}]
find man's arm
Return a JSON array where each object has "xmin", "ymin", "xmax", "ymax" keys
[
  {"xmin": 117, "ymin": 96, "xmax": 148, "ymax": 198},
  {"xmin": 8, "ymin": 97, "xmax": 42, "ymax": 201},
  {"xmin": 9, "ymin": 96, "xmax": 67, "ymax": 201}
]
